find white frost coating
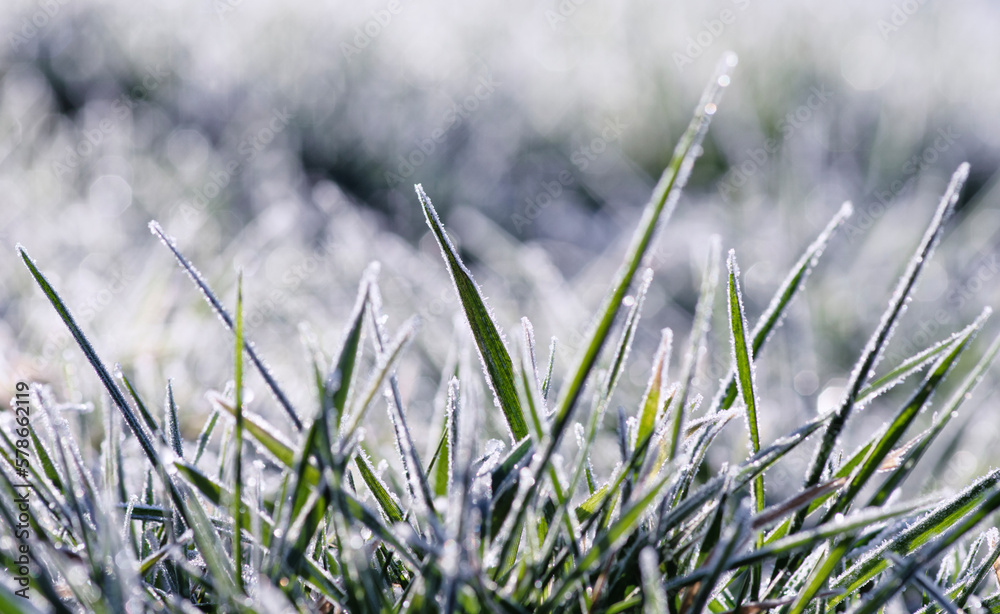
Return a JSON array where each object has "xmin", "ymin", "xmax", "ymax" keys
[
  {"xmin": 783, "ymin": 542, "xmax": 831, "ymax": 599},
  {"xmin": 474, "ymin": 439, "xmax": 506, "ymax": 477},
  {"xmin": 521, "ymin": 317, "xmax": 539, "ymax": 389},
  {"xmin": 573, "ymin": 422, "xmax": 586, "ymax": 450}
]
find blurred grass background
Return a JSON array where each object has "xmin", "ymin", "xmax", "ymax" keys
[{"xmin": 2, "ymin": 0, "xmax": 1000, "ymax": 498}]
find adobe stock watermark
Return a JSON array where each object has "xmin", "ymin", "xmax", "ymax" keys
[
  {"xmin": 214, "ymin": 0, "xmax": 244, "ymax": 18},
  {"xmin": 842, "ymin": 126, "xmax": 960, "ymax": 242},
  {"xmin": 384, "ymin": 74, "xmax": 499, "ymax": 187},
  {"xmin": 340, "ymin": 0, "xmax": 408, "ymax": 58},
  {"xmin": 673, "ymin": 0, "xmax": 751, "ymax": 71},
  {"xmin": 877, "ymin": 0, "xmax": 929, "ymax": 40},
  {"xmin": 543, "ymin": 0, "xmax": 590, "ymax": 29},
  {"xmin": 51, "ymin": 64, "xmax": 171, "ymax": 178},
  {"xmin": 511, "ymin": 170, "xmax": 574, "ymax": 233},
  {"xmin": 570, "ymin": 117, "xmax": 627, "ymax": 171},
  {"xmin": 244, "ymin": 240, "xmax": 337, "ymax": 329},
  {"xmin": 510, "ymin": 117, "xmax": 627, "ymax": 232},
  {"xmin": 0, "ymin": 119, "xmax": 23, "ymax": 166},
  {"xmin": 717, "ymin": 86, "xmax": 833, "ymax": 201},
  {"xmin": 174, "ymin": 107, "xmax": 293, "ymax": 223},
  {"xmin": 886, "ymin": 249, "xmax": 1000, "ymax": 370},
  {"xmin": 8, "ymin": 0, "xmax": 72, "ymax": 52}
]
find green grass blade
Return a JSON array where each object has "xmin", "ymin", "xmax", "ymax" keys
[
  {"xmin": 796, "ymin": 163, "xmax": 970, "ymax": 532},
  {"xmin": 432, "ymin": 392, "xmax": 455, "ymax": 498},
  {"xmin": 711, "ymin": 201, "xmax": 854, "ymax": 413},
  {"xmin": 542, "ymin": 337, "xmax": 557, "ymax": 401},
  {"xmin": 164, "ymin": 380, "xmax": 183, "ymax": 459},
  {"xmin": 824, "ymin": 308, "xmax": 987, "ymax": 522},
  {"xmin": 416, "ymin": 185, "xmax": 528, "ymax": 442},
  {"xmin": 174, "ymin": 460, "xmax": 274, "ymax": 544},
  {"xmin": 488, "ymin": 56, "xmax": 736, "ymax": 579},
  {"xmin": 855, "ymin": 324, "xmax": 975, "ymax": 409},
  {"xmin": 557, "ymin": 54, "xmax": 735, "ymax": 457},
  {"xmin": 281, "ymin": 272, "xmax": 372, "ymax": 530},
  {"xmin": 214, "ymin": 397, "xmax": 306, "ymax": 477},
  {"xmin": 727, "ymin": 250, "xmax": 764, "ymax": 515},
  {"xmin": 831, "ymin": 467, "xmax": 1000, "ymax": 605},
  {"xmin": 637, "ymin": 328, "xmax": 672, "ymax": 448},
  {"xmin": 853, "ymin": 485, "xmax": 1000, "ymax": 614},
  {"xmin": 193, "ymin": 408, "xmax": 220, "ymax": 466},
  {"xmin": 868, "ymin": 327, "xmax": 1000, "ymax": 508},
  {"xmin": 17, "ymin": 246, "xmax": 186, "ymax": 508},
  {"xmin": 723, "ymin": 499, "xmax": 926, "ymax": 574},
  {"xmin": 232, "ymin": 273, "xmax": 246, "ymax": 593},
  {"xmin": 174, "ymin": 480, "xmax": 239, "ymax": 601},
  {"xmin": 953, "ymin": 529, "xmax": 1000, "ymax": 608},
  {"xmin": 339, "ymin": 317, "xmax": 418, "ymax": 445},
  {"xmin": 149, "ymin": 221, "xmax": 303, "ymax": 431},
  {"xmin": 355, "ymin": 448, "xmax": 405, "ymax": 524},
  {"xmin": 118, "ymin": 367, "xmax": 163, "ymax": 442},
  {"xmin": 544, "ymin": 470, "xmax": 674, "ymax": 609},
  {"xmin": 603, "ymin": 268, "xmax": 654, "ymax": 406}
]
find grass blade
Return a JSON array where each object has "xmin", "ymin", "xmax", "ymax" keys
[
  {"xmin": 164, "ymin": 380, "xmax": 183, "ymax": 459},
  {"xmin": 824, "ymin": 308, "xmax": 988, "ymax": 522},
  {"xmin": 485, "ymin": 56, "xmax": 737, "ymax": 579},
  {"xmin": 793, "ymin": 163, "xmax": 969, "ymax": 535},
  {"xmin": 726, "ymin": 250, "xmax": 764, "ymax": 513},
  {"xmin": 231, "ymin": 273, "xmax": 246, "ymax": 593},
  {"xmin": 417, "ymin": 185, "xmax": 529, "ymax": 443},
  {"xmin": 868, "ymin": 327, "xmax": 1000, "ymax": 508},
  {"xmin": 831, "ymin": 468, "xmax": 1000, "ymax": 605},
  {"xmin": 711, "ymin": 201, "xmax": 854, "ymax": 414},
  {"xmin": 17, "ymin": 246, "xmax": 186, "ymax": 508},
  {"xmin": 668, "ymin": 236, "xmax": 721, "ymax": 461},
  {"xmin": 149, "ymin": 221, "xmax": 303, "ymax": 431}
]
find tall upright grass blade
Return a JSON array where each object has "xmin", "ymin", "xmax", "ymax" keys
[
  {"xmin": 165, "ymin": 380, "xmax": 183, "ymax": 459},
  {"xmin": 417, "ymin": 185, "xmax": 529, "ymax": 443},
  {"xmin": 727, "ymin": 249, "xmax": 766, "ymax": 601},
  {"xmin": 794, "ymin": 163, "xmax": 969, "ymax": 535},
  {"xmin": 487, "ymin": 58, "xmax": 737, "ymax": 585},
  {"xmin": 727, "ymin": 250, "xmax": 764, "ymax": 512},
  {"xmin": 231, "ymin": 273, "xmax": 246, "ymax": 593},
  {"xmin": 149, "ymin": 221, "xmax": 304, "ymax": 431},
  {"xmin": 824, "ymin": 308, "xmax": 987, "ymax": 521},
  {"xmin": 711, "ymin": 201, "xmax": 853, "ymax": 414},
  {"xmin": 18, "ymin": 246, "xmax": 187, "ymax": 510},
  {"xmin": 559, "ymin": 53, "xmax": 736, "ymax": 462}
]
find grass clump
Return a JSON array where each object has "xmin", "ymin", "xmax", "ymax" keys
[{"xmin": 4, "ymin": 52, "xmax": 1000, "ymax": 614}]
